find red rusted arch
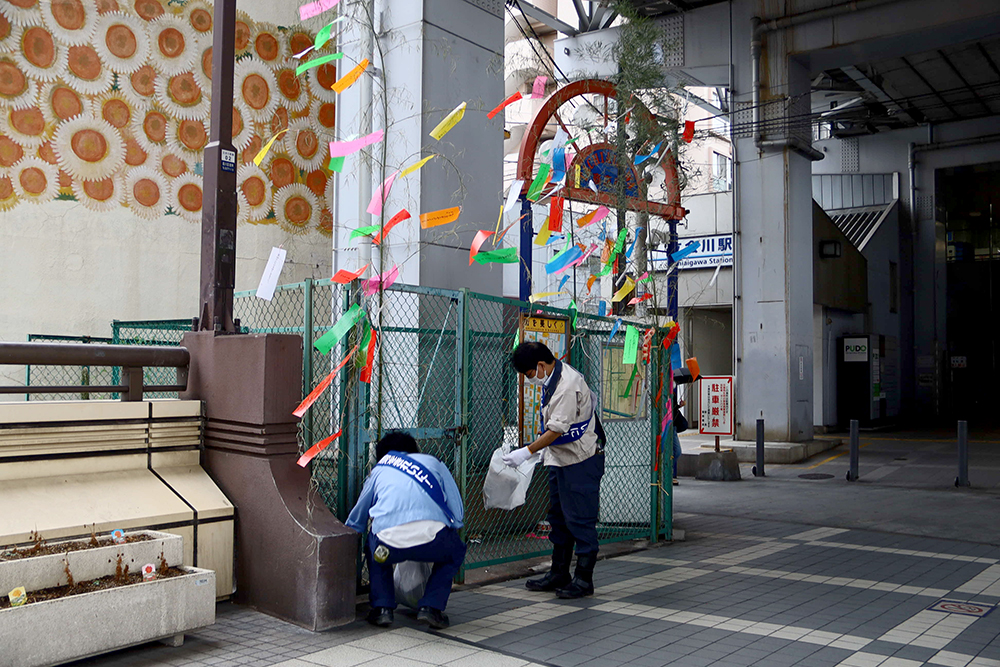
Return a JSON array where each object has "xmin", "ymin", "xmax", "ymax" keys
[{"xmin": 515, "ymin": 78, "xmax": 685, "ymax": 219}]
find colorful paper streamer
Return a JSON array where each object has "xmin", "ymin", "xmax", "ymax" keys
[
  {"xmin": 577, "ymin": 205, "xmax": 609, "ymax": 228},
  {"xmin": 314, "ymin": 17, "xmax": 345, "ymax": 50},
  {"xmin": 293, "ymin": 343, "xmax": 359, "ymax": 418},
  {"xmin": 529, "ymin": 291, "xmax": 563, "ymax": 303},
  {"xmin": 504, "ymin": 179, "xmax": 524, "ymax": 212},
  {"xmin": 607, "ymin": 318, "xmax": 622, "ymax": 341},
  {"xmin": 332, "ymin": 58, "xmax": 369, "ymax": 94},
  {"xmin": 332, "ymin": 263, "xmax": 369, "ymax": 284},
  {"xmin": 549, "ymin": 196, "xmax": 564, "ymax": 233},
  {"xmin": 531, "ymin": 75, "xmax": 548, "ymax": 99},
  {"xmin": 671, "ymin": 241, "xmax": 701, "ymax": 262},
  {"xmin": 469, "ymin": 230, "xmax": 494, "ymax": 265},
  {"xmin": 683, "ymin": 120, "xmax": 695, "ymax": 143},
  {"xmin": 362, "ymin": 265, "xmax": 399, "ymax": 296},
  {"xmin": 359, "ymin": 329, "xmax": 378, "ymax": 383},
  {"xmin": 297, "ymin": 429, "xmax": 343, "ymax": 467},
  {"xmin": 327, "ymin": 155, "xmax": 345, "ymax": 172},
  {"xmin": 430, "ymin": 102, "xmax": 466, "ymax": 140},
  {"xmin": 315, "ymin": 304, "xmax": 364, "ymax": 355},
  {"xmin": 628, "ymin": 293, "xmax": 653, "ymax": 306},
  {"xmin": 329, "ymin": 130, "xmax": 384, "ymax": 158},
  {"xmin": 487, "ymin": 91, "xmax": 522, "ymax": 119},
  {"xmin": 373, "ymin": 209, "xmax": 411, "ymax": 245},
  {"xmin": 534, "ymin": 216, "xmax": 552, "ymax": 246},
  {"xmin": 366, "ymin": 170, "xmax": 398, "ymax": 216},
  {"xmin": 400, "ymin": 154, "xmax": 435, "ymax": 177},
  {"xmin": 350, "ymin": 224, "xmax": 379, "ymax": 240},
  {"xmin": 254, "ymin": 129, "xmax": 289, "ymax": 167},
  {"xmin": 526, "ymin": 163, "xmax": 551, "ymax": 201},
  {"xmin": 420, "ymin": 206, "xmax": 461, "ymax": 229},
  {"xmin": 612, "ymin": 276, "xmax": 636, "ymax": 302},
  {"xmin": 623, "ymin": 325, "xmax": 639, "ymax": 365},
  {"xmin": 473, "ymin": 247, "xmax": 518, "ymax": 264},
  {"xmin": 295, "ymin": 52, "xmax": 343, "ymax": 76}
]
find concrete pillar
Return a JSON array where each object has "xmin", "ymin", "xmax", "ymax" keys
[
  {"xmin": 733, "ymin": 9, "xmax": 814, "ymax": 442},
  {"xmin": 180, "ymin": 332, "xmax": 358, "ymax": 631}
]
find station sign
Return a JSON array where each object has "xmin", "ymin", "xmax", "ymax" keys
[{"xmin": 650, "ymin": 234, "xmax": 733, "ymax": 270}]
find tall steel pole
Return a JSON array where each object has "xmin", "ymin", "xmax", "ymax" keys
[{"xmin": 198, "ymin": 0, "xmax": 238, "ymax": 333}]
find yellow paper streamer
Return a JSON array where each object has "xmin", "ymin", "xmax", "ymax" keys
[
  {"xmin": 574, "ymin": 164, "xmax": 581, "ymax": 188},
  {"xmin": 332, "ymin": 58, "xmax": 369, "ymax": 94},
  {"xmin": 494, "ymin": 203, "xmax": 504, "ymax": 235},
  {"xmin": 254, "ymin": 129, "xmax": 289, "ymax": 167},
  {"xmin": 612, "ymin": 276, "xmax": 636, "ymax": 303},
  {"xmin": 400, "ymin": 154, "xmax": 436, "ymax": 177},
  {"xmin": 529, "ymin": 291, "xmax": 562, "ymax": 303},
  {"xmin": 533, "ymin": 216, "xmax": 552, "ymax": 246},
  {"xmin": 430, "ymin": 102, "xmax": 466, "ymax": 140}
]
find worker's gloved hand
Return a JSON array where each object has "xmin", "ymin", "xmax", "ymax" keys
[{"xmin": 502, "ymin": 447, "xmax": 532, "ymax": 468}]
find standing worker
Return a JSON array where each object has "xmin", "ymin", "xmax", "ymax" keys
[
  {"xmin": 504, "ymin": 341, "xmax": 605, "ymax": 599},
  {"xmin": 346, "ymin": 431, "xmax": 466, "ymax": 629}
]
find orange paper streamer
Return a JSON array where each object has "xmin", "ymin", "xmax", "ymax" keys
[
  {"xmin": 686, "ymin": 357, "xmax": 701, "ymax": 381},
  {"xmin": 297, "ymin": 430, "xmax": 343, "ymax": 467},
  {"xmin": 293, "ymin": 343, "xmax": 360, "ymax": 418},
  {"xmin": 373, "ymin": 209, "xmax": 411, "ymax": 245},
  {"xmin": 628, "ymin": 293, "xmax": 653, "ymax": 306},
  {"xmin": 487, "ymin": 91, "xmax": 522, "ymax": 119},
  {"xmin": 359, "ymin": 330, "xmax": 378, "ymax": 383},
  {"xmin": 420, "ymin": 206, "xmax": 461, "ymax": 229},
  {"xmin": 332, "ymin": 263, "xmax": 369, "ymax": 284},
  {"xmin": 332, "ymin": 58, "xmax": 369, "ymax": 94}
]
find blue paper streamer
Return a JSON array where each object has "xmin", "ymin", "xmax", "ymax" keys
[
  {"xmin": 558, "ymin": 275, "xmax": 569, "ymax": 291},
  {"xmin": 552, "ymin": 146, "xmax": 566, "ymax": 183},
  {"xmin": 634, "ymin": 142, "xmax": 662, "ymax": 166},
  {"xmin": 598, "ymin": 301, "xmax": 607, "ymax": 317},
  {"xmin": 546, "ymin": 246, "xmax": 583, "ymax": 274},
  {"xmin": 625, "ymin": 227, "xmax": 644, "ymax": 259},
  {"xmin": 671, "ymin": 339, "xmax": 682, "ymax": 372},
  {"xmin": 671, "ymin": 241, "xmax": 701, "ymax": 263},
  {"xmin": 608, "ymin": 318, "xmax": 622, "ymax": 341}
]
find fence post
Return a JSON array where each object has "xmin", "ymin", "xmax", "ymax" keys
[
  {"xmin": 847, "ymin": 419, "xmax": 860, "ymax": 481},
  {"xmin": 336, "ymin": 283, "xmax": 354, "ymax": 520},
  {"xmin": 455, "ymin": 289, "xmax": 469, "ymax": 583},
  {"xmin": 302, "ymin": 278, "xmax": 314, "ymax": 446},
  {"xmin": 956, "ymin": 420, "xmax": 970, "ymax": 488},
  {"xmin": 649, "ymin": 335, "xmax": 661, "ymax": 544},
  {"xmin": 753, "ymin": 419, "xmax": 765, "ymax": 477}
]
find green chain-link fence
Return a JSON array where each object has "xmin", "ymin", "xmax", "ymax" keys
[{"xmin": 23, "ymin": 334, "xmax": 115, "ymax": 400}]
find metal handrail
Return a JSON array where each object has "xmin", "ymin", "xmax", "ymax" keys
[{"xmin": 0, "ymin": 342, "xmax": 189, "ymax": 401}]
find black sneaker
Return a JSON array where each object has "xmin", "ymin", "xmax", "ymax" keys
[
  {"xmin": 416, "ymin": 606, "xmax": 450, "ymax": 629},
  {"xmin": 366, "ymin": 607, "xmax": 393, "ymax": 627}
]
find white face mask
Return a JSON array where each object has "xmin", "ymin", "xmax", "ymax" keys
[{"xmin": 526, "ymin": 366, "xmax": 546, "ymax": 387}]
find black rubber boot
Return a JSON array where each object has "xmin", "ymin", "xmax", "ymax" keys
[
  {"xmin": 526, "ymin": 542, "xmax": 574, "ymax": 592},
  {"xmin": 556, "ymin": 552, "xmax": 597, "ymax": 599},
  {"xmin": 366, "ymin": 607, "xmax": 394, "ymax": 627},
  {"xmin": 416, "ymin": 606, "xmax": 450, "ymax": 629}
]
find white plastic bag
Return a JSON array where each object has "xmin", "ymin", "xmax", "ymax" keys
[
  {"xmin": 483, "ymin": 445, "xmax": 538, "ymax": 510},
  {"xmin": 394, "ymin": 560, "xmax": 432, "ymax": 609}
]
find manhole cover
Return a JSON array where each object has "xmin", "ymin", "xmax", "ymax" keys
[{"xmin": 799, "ymin": 473, "xmax": 835, "ymax": 480}]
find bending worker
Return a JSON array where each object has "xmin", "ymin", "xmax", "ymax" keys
[
  {"xmin": 505, "ymin": 341, "xmax": 605, "ymax": 599},
  {"xmin": 346, "ymin": 431, "xmax": 466, "ymax": 630}
]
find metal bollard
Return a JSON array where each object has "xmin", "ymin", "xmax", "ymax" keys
[
  {"xmin": 846, "ymin": 420, "xmax": 859, "ymax": 481},
  {"xmin": 956, "ymin": 420, "xmax": 970, "ymax": 487},
  {"xmin": 752, "ymin": 419, "xmax": 765, "ymax": 477}
]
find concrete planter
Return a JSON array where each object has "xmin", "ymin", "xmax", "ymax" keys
[
  {"xmin": 0, "ymin": 566, "xmax": 215, "ymax": 667},
  {"xmin": 0, "ymin": 530, "xmax": 183, "ymax": 594}
]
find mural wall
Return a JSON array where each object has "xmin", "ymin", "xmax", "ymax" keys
[{"xmin": 0, "ymin": 0, "xmax": 336, "ymax": 236}]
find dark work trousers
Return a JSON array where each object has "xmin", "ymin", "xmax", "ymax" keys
[
  {"xmin": 546, "ymin": 452, "xmax": 605, "ymax": 555},
  {"xmin": 367, "ymin": 527, "xmax": 466, "ymax": 611}
]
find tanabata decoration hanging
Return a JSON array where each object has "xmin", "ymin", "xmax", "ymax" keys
[
  {"xmin": 473, "ymin": 247, "xmax": 518, "ymax": 264},
  {"xmin": 254, "ymin": 129, "xmax": 289, "ymax": 166},
  {"xmin": 328, "ymin": 156, "xmax": 345, "ymax": 172},
  {"xmin": 362, "ymin": 265, "xmax": 399, "ymax": 296},
  {"xmin": 569, "ymin": 299, "xmax": 578, "ymax": 329},
  {"xmin": 400, "ymin": 154, "xmax": 436, "ymax": 177},
  {"xmin": 366, "ymin": 170, "xmax": 399, "ymax": 216},
  {"xmin": 607, "ymin": 318, "xmax": 622, "ymax": 341},
  {"xmin": 623, "ymin": 325, "xmax": 639, "ymax": 365},
  {"xmin": 297, "ymin": 430, "xmax": 343, "ymax": 467},
  {"xmin": 295, "ymin": 52, "xmax": 343, "ymax": 76},
  {"xmin": 587, "ymin": 274, "xmax": 597, "ymax": 293},
  {"xmin": 504, "ymin": 180, "xmax": 524, "ymax": 212},
  {"xmin": 662, "ymin": 321, "xmax": 680, "ymax": 349},
  {"xmin": 612, "ymin": 276, "xmax": 636, "ymax": 303},
  {"xmin": 420, "ymin": 206, "xmax": 461, "ymax": 229},
  {"xmin": 567, "ymin": 243, "xmax": 598, "ymax": 270},
  {"xmin": 620, "ymin": 366, "xmax": 638, "ymax": 398},
  {"xmin": 293, "ymin": 343, "xmax": 360, "ymax": 418},
  {"xmin": 625, "ymin": 227, "xmax": 644, "ymax": 259},
  {"xmin": 634, "ymin": 142, "xmax": 662, "ymax": 165},
  {"xmin": 628, "ymin": 293, "xmax": 653, "ymax": 306},
  {"xmin": 332, "ymin": 264, "xmax": 369, "ymax": 284},
  {"xmin": 612, "ymin": 228, "xmax": 628, "ymax": 257},
  {"xmin": 299, "ymin": 0, "xmax": 341, "ymax": 21},
  {"xmin": 430, "ymin": 102, "xmax": 466, "ymax": 140},
  {"xmin": 314, "ymin": 16, "xmax": 346, "ymax": 50},
  {"xmin": 558, "ymin": 275, "xmax": 570, "ymax": 291},
  {"xmin": 534, "ymin": 216, "xmax": 552, "ymax": 246},
  {"xmin": 329, "ymin": 130, "xmax": 384, "ymax": 158},
  {"xmin": 546, "ymin": 242, "xmax": 579, "ymax": 275},
  {"xmin": 577, "ymin": 206, "xmax": 610, "ymax": 228},
  {"xmin": 526, "ymin": 164, "xmax": 551, "ymax": 201},
  {"xmin": 373, "ymin": 210, "xmax": 410, "ymax": 245},
  {"xmin": 683, "ymin": 120, "xmax": 695, "ymax": 143},
  {"xmin": 531, "ymin": 75, "xmax": 548, "ymax": 98},
  {"xmin": 314, "ymin": 304, "xmax": 364, "ymax": 355},
  {"xmin": 495, "ymin": 221, "xmax": 516, "ymax": 244},
  {"xmin": 350, "ymin": 224, "xmax": 380, "ymax": 240},
  {"xmin": 549, "ymin": 196, "xmax": 564, "ymax": 233},
  {"xmin": 671, "ymin": 241, "xmax": 700, "ymax": 262},
  {"xmin": 332, "ymin": 58, "xmax": 369, "ymax": 94},
  {"xmin": 359, "ymin": 330, "xmax": 378, "ymax": 383},
  {"xmin": 529, "ymin": 291, "xmax": 563, "ymax": 303},
  {"xmin": 469, "ymin": 230, "xmax": 494, "ymax": 265},
  {"xmin": 598, "ymin": 301, "xmax": 607, "ymax": 317},
  {"xmin": 686, "ymin": 357, "xmax": 701, "ymax": 382},
  {"xmin": 493, "ymin": 204, "xmax": 504, "ymax": 235},
  {"xmin": 487, "ymin": 91, "xmax": 522, "ymax": 119}
]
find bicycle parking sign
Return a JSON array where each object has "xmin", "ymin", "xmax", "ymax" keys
[{"xmin": 699, "ymin": 376, "xmax": 733, "ymax": 436}]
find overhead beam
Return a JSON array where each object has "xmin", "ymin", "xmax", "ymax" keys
[
  {"xmin": 976, "ymin": 43, "xmax": 1000, "ymax": 83},
  {"xmin": 938, "ymin": 49, "xmax": 993, "ymax": 115},
  {"xmin": 841, "ymin": 65, "xmax": 917, "ymax": 125},
  {"xmin": 511, "ymin": 0, "xmax": 579, "ymax": 36},
  {"xmin": 901, "ymin": 56, "xmax": 962, "ymax": 120}
]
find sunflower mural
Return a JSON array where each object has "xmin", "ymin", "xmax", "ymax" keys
[{"xmin": 0, "ymin": 0, "xmax": 336, "ymax": 235}]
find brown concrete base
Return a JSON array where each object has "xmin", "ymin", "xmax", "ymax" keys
[
  {"xmin": 181, "ymin": 331, "xmax": 358, "ymax": 631},
  {"xmin": 695, "ymin": 450, "xmax": 742, "ymax": 481}
]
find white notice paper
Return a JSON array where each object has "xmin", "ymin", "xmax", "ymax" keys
[
  {"xmin": 256, "ymin": 247, "xmax": 287, "ymax": 301},
  {"xmin": 504, "ymin": 179, "xmax": 524, "ymax": 213},
  {"xmin": 709, "ymin": 263, "xmax": 721, "ymax": 286}
]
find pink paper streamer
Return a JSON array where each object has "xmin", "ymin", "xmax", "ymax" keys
[
  {"xmin": 366, "ymin": 170, "xmax": 398, "ymax": 216},
  {"xmin": 299, "ymin": 0, "xmax": 341, "ymax": 21},
  {"xmin": 329, "ymin": 130, "xmax": 384, "ymax": 158},
  {"xmin": 568, "ymin": 243, "xmax": 598, "ymax": 269},
  {"xmin": 469, "ymin": 230, "xmax": 494, "ymax": 265},
  {"xmin": 362, "ymin": 265, "xmax": 399, "ymax": 296},
  {"xmin": 591, "ymin": 206, "xmax": 610, "ymax": 225},
  {"xmin": 532, "ymin": 75, "xmax": 548, "ymax": 99}
]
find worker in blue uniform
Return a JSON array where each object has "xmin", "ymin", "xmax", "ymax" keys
[
  {"xmin": 346, "ymin": 431, "xmax": 466, "ymax": 629},
  {"xmin": 505, "ymin": 341, "xmax": 606, "ymax": 599}
]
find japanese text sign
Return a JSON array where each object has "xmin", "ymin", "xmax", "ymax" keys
[{"xmin": 699, "ymin": 375, "xmax": 733, "ymax": 436}]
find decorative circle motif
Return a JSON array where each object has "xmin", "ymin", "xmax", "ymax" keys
[
  {"xmin": 16, "ymin": 24, "xmax": 66, "ymax": 82},
  {"xmin": 3, "ymin": 104, "xmax": 48, "ymax": 147},
  {"xmin": 120, "ymin": 63, "xmax": 157, "ymax": 108},
  {"xmin": 130, "ymin": 105, "xmax": 169, "ymax": 153},
  {"xmin": 131, "ymin": 0, "xmax": 165, "ymax": 22},
  {"xmin": 233, "ymin": 11, "xmax": 252, "ymax": 55},
  {"xmin": 124, "ymin": 165, "xmax": 167, "ymax": 219},
  {"xmin": 314, "ymin": 100, "xmax": 337, "ymax": 134},
  {"xmin": 122, "ymin": 132, "xmax": 154, "ymax": 167},
  {"xmin": 317, "ymin": 207, "xmax": 334, "ymax": 236},
  {"xmin": 324, "ymin": 167, "xmax": 336, "ymax": 208},
  {"xmin": 95, "ymin": 12, "xmax": 150, "ymax": 75},
  {"xmin": 64, "ymin": 44, "xmax": 113, "ymax": 96},
  {"xmin": 0, "ymin": 136, "xmax": 25, "ymax": 169},
  {"xmin": 0, "ymin": 0, "xmax": 44, "ymax": 28},
  {"xmin": 53, "ymin": 115, "xmax": 125, "ymax": 181},
  {"xmin": 305, "ymin": 169, "xmax": 328, "ymax": 199},
  {"xmin": 0, "ymin": 58, "xmax": 37, "ymax": 109},
  {"xmin": 41, "ymin": 0, "xmax": 98, "ymax": 46},
  {"xmin": 274, "ymin": 66, "xmax": 310, "ymax": 113},
  {"xmin": 0, "ymin": 16, "xmax": 21, "ymax": 53},
  {"xmin": 307, "ymin": 62, "xmax": 339, "ymax": 104},
  {"xmin": 269, "ymin": 106, "xmax": 289, "ymax": 137},
  {"xmin": 159, "ymin": 150, "xmax": 190, "ymax": 178},
  {"xmin": 252, "ymin": 22, "xmax": 284, "ymax": 64},
  {"xmin": 91, "ymin": 91, "xmax": 133, "ymax": 131},
  {"xmin": 237, "ymin": 163, "xmax": 270, "ymax": 222},
  {"xmin": 170, "ymin": 172, "xmax": 203, "ymax": 222},
  {"xmin": 274, "ymin": 183, "xmax": 319, "ymax": 234},
  {"xmin": 168, "ymin": 117, "xmax": 209, "ymax": 155},
  {"xmin": 0, "ymin": 174, "xmax": 18, "ymax": 211},
  {"xmin": 232, "ymin": 102, "xmax": 253, "ymax": 151},
  {"xmin": 95, "ymin": 0, "xmax": 120, "ymax": 15},
  {"xmin": 11, "ymin": 156, "xmax": 59, "ymax": 204},
  {"xmin": 148, "ymin": 15, "xmax": 197, "ymax": 77},
  {"xmin": 72, "ymin": 174, "xmax": 121, "ymax": 212},
  {"xmin": 37, "ymin": 140, "xmax": 59, "ymax": 165},
  {"xmin": 40, "ymin": 82, "xmax": 85, "ymax": 123},
  {"xmin": 182, "ymin": 0, "xmax": 212, "ymax": 35},
  {"xmin": 240, "ymin": 134, "xmax": 264, "ymax": 168},
  {"xmin": 269, "ymin": 156, "xmax": 296, "ymax": 190},
  {"xmin": 284, "ymin": 118, "xmax": 325, "ymax": 171},
  {"xmin": 155, "ymin": 68, "xmax": 209, "ymax": 120},
  {"xmin": 198, "ymin": 44, "xmax": 212, "ymax": 82},
  {"xmin": 285, "ymin": 29, "xmax": 312, "ymax": 59},
  {"xmin": 235, "ymin": 60, "xmax": 278, "ymax": 123}
]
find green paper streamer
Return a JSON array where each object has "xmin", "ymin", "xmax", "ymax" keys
[
  {"xmin": 623, "ymin": 325, "xmax": 639, "ymax": 365},
  {"xmin": 350, "ymin": 224, "xmax": 379, "ymax": 239},
  {"xmin": 612, "ymin": 228, "xmax": 628, "ymax": 257},
  {"xmin": 314, "ymin": 22, "xmax": 335, "ymax": 50},
  {"xmin": 620, "ymin": 365, "xmax": 639, "ymax": 398},
  {"xmin": 512, "ymin": 333, "xmax": 519, "ymax": 350},
  {"xmin": 474, "ymin": 247, "xmax": 519, "ymax": 264},
  {"xmin": 596, "ymin": 262, "xmax": 614, "ymax": 277},
  {"xmin": 526, "ymin": 164, "xmax": 551, "ymax": 201},
  {"xmin": 328, "ymin": 156, "xmax": 345, "ymax": 172},
  {"xmin": 638, "ymin": 273, "xmax": 655, "ymax": 283},
  {"xmin": 569, "ymin": 299, "xmax": 578, "ymax": 329},
  {"xmin": 315, "ymin": 304, "xmax": 364, "ymax": 355},
  {"xmin": 295, "ymin": 52, "xmax": 343, "ymax": 76}
]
